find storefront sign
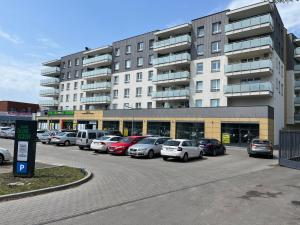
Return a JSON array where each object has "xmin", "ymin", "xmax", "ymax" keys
[
  {"xmin": 222, "ymin": 133, "xmax": 231, "ymax": 144},
  {"xmin": 48, "ymin": 111, "xmax": 74, "ymax": 116}
]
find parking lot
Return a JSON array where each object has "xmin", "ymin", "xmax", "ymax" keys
[{"xmin": 0, "ymin": 138, "xmax": 300, "ymax": 225}]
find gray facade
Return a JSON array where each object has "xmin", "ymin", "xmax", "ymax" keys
[{"xmin": 60, "ymin": 51, "xmax": 85, "ymax": 81}]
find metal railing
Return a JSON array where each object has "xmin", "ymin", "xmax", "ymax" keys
[
  {"xmin": 40, "ymin": 78, "xmax": 60, "ymax": 85},
  {"xmin": 225, "ymin": 59, "xmax": 272, "ymax": 74},
  {"xmin": 83, "ymin": 54, "xmax": 112, "ymax": 65},
  {"xmin": 80, "ymin": 96, "xmax": 111, "ymax": 104},
  {"xmin": 153, "ymin": 35, "xmax": 191, "ymax": 49},
  {"xmin": 41, "ymin": 67, "xmax": 60, "ymax": 75},
  {"xmin": 153, "ymin": 71, "xmax": 190, "ymax": 82},
  {"xmin": 81, "ymin": 82, "xmax": 111, "ymax": 91},
  {"xmin": 224, "ymin": 82, "xmax": 273, "ymax": 94},
  {"xmin": 153, "ymin": 53, "xmax": 191, "ymax": 66},
  {"xmin": 225, "ymin": 13, "xmax": 273, "ymax": 33},
  {"xmin": 224, "ymin": 36, "xmax": 273, "ymax": 53},
  {"xmin": 152, "ymin": 89, "xmax": 190, "ymax": 98}
]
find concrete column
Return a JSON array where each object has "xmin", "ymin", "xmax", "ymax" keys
[
  {"xmin": 73, "ymin": 120, "xmax": 78, "ymax": 130},
  {"xmin": 170, "ymin": 120, "xmax": 176, "ymax": 139},
  {"xmin": 119, "ymin": 120, "xmax": 124, "ymax": 134},
  {"xmin": 204, "ymin": 119, "xmax": 221, "ymax": 140},
  {"xmin": 97, "ymin": 120, "xmax": 103, "ymax": 130},
  {"xmin": 142, "ymin": 120, "xmax": 147, "ymax": 136}
]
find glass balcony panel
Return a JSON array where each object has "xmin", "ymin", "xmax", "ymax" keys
[
  {"xmin": 225, "ymin": 59, "xmax": 272, "ymax": 74},
  {"xmin": 40, "ymin": 78, "xmax": 60, "ymax": 85},
  {"xmin": 295, "ymin": 81, "xmax": 300, "ymax": 88},
  {"xmin": 83, "ymin": 54, "xmax": 112, "ymax": 65},
  {"xmin": 81, "ymin": 96, "xmax": 111, "ymax": 103},
  {"xmin": 82, "ymin": 68, "xmax": 111, "ymax": 78},
  {"xmin": 295, "ymin": 48, "xmax": 300, "ymax": 55},
  {"xmin": 153, "ymin": 53, "xmax": 191, "ymax": 66},
  {"xmin": 40, "ymin": 89, "xmax": 59, "ymax": 95},
  {"xmin": 39, "ymin": 100, "xmax": 59, "ymax": 106},
  {"xmin": 224, "ymin": 82, "xmax": 272, "ymax": 94},
  {"xmin": 41, "ymin": 67, "xmax": 60, "ymax": 75},
  {"xmin": 82, "ymin": 82, "xmax": 111, "ymax": 90}
]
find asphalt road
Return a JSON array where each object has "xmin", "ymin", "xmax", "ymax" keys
[{"xmin": 0, "ymin": 138, "xmax": 299, "ymax": 225}]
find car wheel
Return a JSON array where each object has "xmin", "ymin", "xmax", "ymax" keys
[
  {"xmin": 42, "ymin": 142, "xmax": 46, "ymax": 144},
  {"xmin": 148, "ymin": 150, "xmax": 154, "ymax": 159},
  {"xmin": 79, "ymin": 146, "xmax": 84, "ymax": 150},
  {"xmin": 163, "ymin": 157, "xmax": 168, "ymax": 161},
  {"xmin": 223, "ymin": 147, "xmax": 226, "ymax": 155},
  {"xmin": 249, "ymin": 154, "xmax": 252, "ymax": 157},
  {"xmin": 0, "ymin": 154, "xmax": 3, "ymax": 165},
  {"xmin": 269, "ymin": 155, "xmax": 273, "ymax": 159},
  {"xmin": 64, "ymin": 140, "xmax": 70, "ymax": 146},
  {"xmin": 182, "ymin": 153, "xmax": 188, "ymax": 162},
  {"xmin": 199, "ymin": 151, "xmax": 203, "ymax": 159},
  {"xmin": 213, "ymin": 149, "xmax": 217, "ymax": 156}
]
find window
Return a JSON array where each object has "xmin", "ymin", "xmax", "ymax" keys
[
  {"xmin": 136, "ymin": 72, "xmax": 142, "ymax": 82},
  {"xmin": 137, "ymin": 57, "xmax": 144, "ymax": 67},
  {"xmin": 196, "ymin": 81, "xmax": 203, "ymax": 93},
  {"xmin": 212, "ymin": 22, "xmax": 221, "ymax": 34},
  {"xmin": 125, "ymin": 74, "xmax": 130, "ymax": 83},
  {"xmin": 80, "ymin": 93, "xmax": 83, "ymax": 99},
  {"xmin": 60, "ymin": 95, "xmax": 63, "ymax": 102},
  {"xmin": 67, "ymin": 72, "xmax": 71, "ymax": 79},
  {"xmin": 125, "ymin": 60, "xmax": 131, "ymax": 69},
  {"xmin": 115, "ymin": 48, "xmax": 120, "ymax": 56},
  {"xmin": 124, "ymin": 88, "xmax": 130, "ymax": 98},
  {"xmin": 114, "ymin": 62, "xmax": 120, "ymax": 71},
  {"xmin": 126, "ymin": 45, "xmax": 131, "ymax": 54},
  {"xmin": 124, "ymin": 103, "xmax": 129, "ymax": 109},
  {"xmin": 210, "ymin": 99, "xmax": 220, "ymax": 107},
  {"xmin": 149, "ymin": 55, "xmax": 154, "ymax": 65},
  {"xmin": 62, "ymin": 73, "xmax": 65, "ymax": 80},
  {"xmin": 75, "ymin": 58, "xmax": 79, "ymax": 66},
  {"xmin": 137, "ymin": 42, "xmax": 144, "ymax": 51},
  {"xmin": 112, "ymin": 104, "xmax": 118, "ymax": 109},
  {"xmin": 195, "ymin": 99, "xmax": 202, "ymax": 107},
  {"xmin": 66, "ymin": 94, "xmax": 69, "ymax": 102},
  {"xmin": 148, "ymin": 86, "xmax": 153, "ymax": 96},
  {"xmin": 197, "ymin": 44, "xmax": 204, "ymax": 56},
  {"xmin": 68, "ymin": 60, "xmax": 72, "ymax": 67},
  {"xmin": 113, "ymin": 90, "xmax": 118, "ymax": 99},
  {"xmin": 211, "ymin": 60, "xmax": 220, "ymax": 72},
  {"xmin": 197, "ymin": 26, "xmax": 204, "ymax": 37},
  {"xmin": 81, "ymin": 81, "xmax": 84, "ymax": 87},
  {"xmin": 211, "ymin": 41, "xmax": 221, "ymax": 53},
  {"xmin": 196, "ymin": 63, "xmax": 203, "ymax": 74},
  {"xmin": 61, "ymin": 84, "xmax": 64, "ymax": 91},
  {"xmin": 149, "ymin": 39, "xmax": 154, "ymax": 49},
  {"xmin": 113, "ymin": 76, "xmax": 119, "ymax": 85},
  {"xmin": 73, "ymin": 106, "xmax": 76, "ymax": 111},
  {"xmin": 135, "ymin": 102, "xmax": 142, "ymax": 109},
  {"xmin": 211, "ymin": 79, "xmax": 220, "ymax": 92},
  {"xmin": 147, "ymin": 102, "xmax": 152, "ymax": 109},
  {"xmin": 136, "ymin": 87, "xmax": 142, "ymax": 97},
  {"xmin": 73, "ymin": 94, "xmax": 77, "ymax": 101},
  {"xmin": 80, "ymin": 105, "xmax": 83, "ymax": 110},
  {"xmin": 75, "ymin": 70, "xmax": 79, "ymax": 78},
  {"xmin": 148, "ymin": 71, "xmax": 153, "ymax": 81},
  {"xmin": 74, "ymin": 82, "xmax": 78, "ymax": 90},
  {"xmin": 62, "ymin": 62, "xmax": 66, "ymax": 69},
  {"xmin": 66, "ymin": 83, "xmax": 70, "ymax": 90}
]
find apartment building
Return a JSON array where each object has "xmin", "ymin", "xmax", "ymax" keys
[{"xmin": 38, "ymin": 1, "xmax": 298, "ymax": 145}]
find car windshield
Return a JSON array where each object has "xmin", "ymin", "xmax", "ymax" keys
[
  {"xmin": 253, "ymin": 140, "xmax": 270, "ymax": 145},
  {"xmin": 164, "ymin": 140, "xmax": 180, "ymax": 146},
  {"xmin": 138, "ymin": 138, "xmax": 156, "ymax": 145},
  {"xmin": 199, "ymin": 139, "xmax": 209, "ymax": 144},
  {"xmin": 119, "ymin": 137, "xmax": 132, "ymax": 143},
  {"xmin": 96, "ymin": 136, "xmax": 111, "ymax": 141}
]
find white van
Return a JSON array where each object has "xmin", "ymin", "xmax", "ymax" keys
[{"xmin": 76, "ymin": 130, "xmax": 107, "ymax": 150}]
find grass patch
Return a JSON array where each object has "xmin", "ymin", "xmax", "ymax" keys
[{"xmin": 0, "ymin": 166, "xmax": 85, "ymax": 196}]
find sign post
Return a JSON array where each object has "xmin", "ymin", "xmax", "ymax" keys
[{"xmin": 13, "ymin": 120, "xmax": 37, "ymax": 178}]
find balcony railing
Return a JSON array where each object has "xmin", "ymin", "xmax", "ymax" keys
[
  {"xmin": 40, "ymin": 78, "xmax": 60, "ymax": 86},
  {"xmin": 224, "ymin": 82, "xmax": 273, "ymax": 94},
  {"xmin": 295, "ymin": 114, "xmax": 300, "ymax": 122},
  {"xmin": 41, "ymin": 67, "xmax": 60, "ymax": 75},
  {"xmin": 152, "ymin": 89, "xmax": 190, "ymax": 99},
  {"xmin": 82, "ymin": 68, "xmax": 112, "ymax": 78},
  {"xmin": 81, "ymin": 96, "xmax": 111, "ymax": 104},
  {"xmin": 153, "ymin": 35, "xmax": 191, "ymax": 49},
  {"xmin": 83, "ymin": 54, "xmax": 112, "ymax": 66},
  {"xmin": 39, "ymin": 100, "xmax": 59, "ymax": 107},
  {"xmin": 225, "ymin": 59, "xmax": 272, "ymax": 74},
  {"xmin": 39, "ymin": 89, "xmax": 59, "ymax": 96},
  {"xmin": 295, "ymin": 81, "xmax": 300, "ymax": 89},
  {"xmin": 295, "ymin": 97, "xmax": 300, "ymax": 105},
  {"xmin": 225, "ymin": 14, "xmax": 273, "ymax": 33},
  {"xmin": 224, "ymin": 36, "xmax": 273, "ymax": 53},
  {"xmin": 81, "ymin": 82, "xmax": 111, "ymax": 91},
  {"xmin": 153, "ymin": 53, "xmax": 191, "ymax": 66},
  {"xmin": 153, "ymin": 71, "xmax": 190, "ymax": 82},
  {"xmin": 295, "ymin": 48, "xmax": 300, "ymax": 56}
]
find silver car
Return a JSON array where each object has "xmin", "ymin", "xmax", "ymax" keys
[
  {"xmin": 129, "ymin": 137, "xmax": 170, "ymax": 158},
  {"xmin": 0, "ymin": 147, "xmax": 12, "ymax": 165},
  {"xmin": 40, "ymin": 131, "xmax": 59, "ymax": 144},
  {"xmin": 50, "ymin": 132, "xmax": 77, "ymax": 146}
]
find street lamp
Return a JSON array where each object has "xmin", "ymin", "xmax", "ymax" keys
[{"xmin": 124, "ymin": 105, "xmax": 135, "ymax": 136}]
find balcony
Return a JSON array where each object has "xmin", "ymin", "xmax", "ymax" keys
[
  {"xmin": 39, "ymin": 89, "xmax": 59, "ymax": 97},
  {"xmin": 225, "ymin": 14, "xmax": 273, "ymax": 40},
  {"xmin": 39, "ymin": 100, "xmax": 59, "ymax": 107},
  {"xmin": 295, "ymin": 64, "xmax": 300, "ymax": 74},
  {"xmin": 224, "ymin": 82, "xmax": 273, "ymax": 97},
  {"xmin": 295, "ymin": 48, "xmax": 300, "ymax": 61},
  {"xmin": 40, "ymin": 78, "xmax": 60, "ymax": 87},
  {"xmin": 154, "ymin": 23, "xmax": 192, "ymax": 39},
  {"xmin": 295, "ymin": 114, "xmax": 300, "ymax": 123},
  {"xmin": 224, "ymin": 36, "xmax": 273, "ymax": 59},
  {"xmin": 153, "ymin": 35, "xmax": 191, "ymax": 54},
  {"xmin": 82, "ymin": 68, "xmax": 112, "ymax": 80},
  {"xmin": 41, "ymin": 67, "xmax": 61, "ymax": 77},
  {"xmin": 225, "ymin": 59, "xmax": 272, "ymax": 78},
  {"xmin": 83, "ymin": 45, "xmax": 113, "ymax": 57},
  {"xmin": 295, "ymin": 97, "xmax": 300, "ymax": 106},
  {"xmin": 153, "ymin": 53, "xmax": 191, "ymax": 69},
  {"xmin": 81, "ymin": 96, "xmax": 111, "ymax": 104},
  {"xmin": 152, "ymin": 89, "xmax": 190, "ymax": 101},
  {"xmin": 42, "ymin": 59, "xmax": 61, "ymax": 67},
  {"xmin": 295, "ymin": 81, "xmax": 300, "ymax": 90},
  {"xmin": 153, "ymin": 71, "xmax": 190, "ymax": 85},
  {"xmin": 81, "ymin": 82, "xmax": 111, "ymax": 92},
  {"xmin": 83, "ymin": 54, "xmax": 112, "ymax": 68}
]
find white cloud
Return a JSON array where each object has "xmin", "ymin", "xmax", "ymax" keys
[
  {"xmin": 0, "ymin": 28, "xmax": 22, "ymax": 44},
  {"xmin": 227, "ymin": 0, "xmax": 300, "ymax": 35},
  {"xmin": 36, "ymin": 36, "xmax": 60, "ymax": 49}
]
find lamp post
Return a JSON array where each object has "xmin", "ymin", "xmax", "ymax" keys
[{"xmin": 125, "ymin": 105, "xmax": 134, "ymax": 136}]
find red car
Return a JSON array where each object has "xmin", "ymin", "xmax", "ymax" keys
[{"xmin": 108, "ymin": 136, "xmax": 146, "ymax": 155}]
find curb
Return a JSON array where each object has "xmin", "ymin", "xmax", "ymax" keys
[{"xmin": 0, "ymin": 168, "xmax": 93, "ymax": 202}]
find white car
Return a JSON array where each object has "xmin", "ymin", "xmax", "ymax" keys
[
  {"xmin": 91, "ymin": 135, "xmax": 122, "ymax": 153},
  {"xmin": 0, "ymin": 147, "xmax": 12, "ymax": 165},
  {"xmin": 161, "ymin": 139, "xmax": 203, "ymax": 162}
]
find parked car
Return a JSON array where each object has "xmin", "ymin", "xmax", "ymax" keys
[
  {"xmin": 40, "ymin": 131, "xmax": 59, "ymax": 144},
  {"xmin": 0, "ymin": 147, "xmax": 12, "ymax": 165},
  {"xmin": 108, "ymin": 136, "xmax": 146, "ymax": 155},
  {"xmin": 0, "ymin": 127, "xmax": 12, "ymax": 138},
  {"xmin": 199, "ymin": 139, "xmax": 226, "ymax": 156},
  {"xmin": 105, "ymin": 130, "xmax": 123, "ymax": 137},
  {"xmin": 91, "ymin": 135, "xmax": 122, "ymax": 153},
  {"xmin": 36, "ymin": 130, "xmax": 48, "ymax": 141},
  {"xmin": 248, "ymin": 139, "xmax": 273, "ymax": 158},
  {"xmin": 129, "ymin": 137, "xmax": 170, "ymax": 158},
  {"xmin": 161, "ymin": 139, "xmax": 204, "ymax": 162},
  {"xmin": 50, "ymin": 132, "xmax": 77, "ymax": 146},
  {"xmin": 76, "ymin": 129, "xmax": 107, "ymax": 150},
  {"xmin": 0, "ymin": 128, "xmax": 15, "ymax": 139}
]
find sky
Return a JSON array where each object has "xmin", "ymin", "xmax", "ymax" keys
[{"xmin": 0, "ymin": 0, "xmax": 300, "ymax": 104}]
